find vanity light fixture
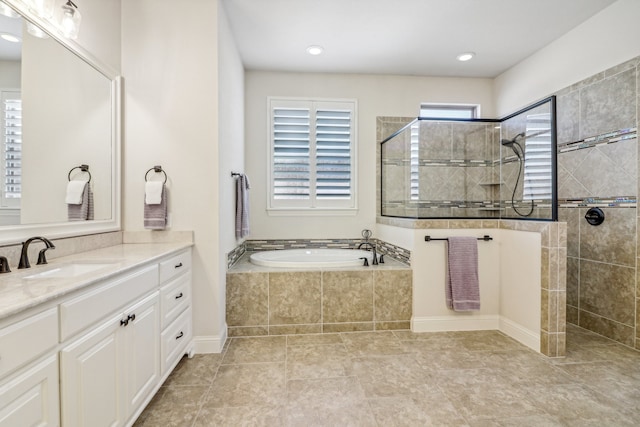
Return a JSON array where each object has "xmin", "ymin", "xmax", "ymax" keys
[
  {"xmin": 24, "ymin": 0, "xmax": 55, "ymax": 18},
  {"xmin": 456, "ymin": 52, "xmax": 475, "ymax": 62},
  {"xmin": 0, "ymin": 32, "xmax": 20, "ymax": 43},
  {"xmin": 306, "ymin": 45, "xmax": 324, "ymax": 56},
  {"xmin": 59, "ymin": 0, "xmax": 81, "ymax": 39}
]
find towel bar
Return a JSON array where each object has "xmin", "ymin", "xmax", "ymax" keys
[{"xmin": 425, "ymin": 235, "xmax": 492, "ymax": 242}]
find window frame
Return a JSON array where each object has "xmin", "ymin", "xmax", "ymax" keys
[
  {"xmin": 267, "ymin": 97, "xmax": 358, "ymax": 214},
  {"xmin": 419, "ymin": 103, "xmax": 480, "ymax": 119}
]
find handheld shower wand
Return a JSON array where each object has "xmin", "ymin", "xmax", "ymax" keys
[{"xmin": 501, "ymin": 132, "xmax": 533, "ymax": 217}]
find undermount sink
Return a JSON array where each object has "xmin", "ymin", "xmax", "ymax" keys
[{"xmin": 24, "ymin": 262, "xmax": 117, "ymax": 280}]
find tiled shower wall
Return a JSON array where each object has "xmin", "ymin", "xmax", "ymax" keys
[{"xmin": 555, "ymin": 56, "xmax": 639, "ymax": 348}]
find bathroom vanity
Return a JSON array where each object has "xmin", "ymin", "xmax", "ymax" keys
[{"xmin": 0, "ymin": 243, "xmax": 193, "ymax": 427}]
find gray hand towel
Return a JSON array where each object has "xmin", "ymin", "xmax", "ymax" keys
[
  {"xmin": 144, "ymin": 185, "xmax": 167, "ymax": 230},
  {"xmin": 445, "ymin": 236, "xmax": 480, "ymax": 311},
  {"xmin": 235, "ymin": 174, "xmax": 250, "ymax": 239},
  {"xmin": 68, "ymin": 182, "xmax": 94, "ymax": 221}
]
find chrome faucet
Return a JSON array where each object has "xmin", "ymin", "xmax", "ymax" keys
[{"xmin": 18, "ymin": 237, "xmax": 55, "ymax": 269}]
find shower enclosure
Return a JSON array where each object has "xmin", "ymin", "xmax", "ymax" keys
[{"xmin": 380, "ymin": 97, "xmax": 557, "ymax": 220}]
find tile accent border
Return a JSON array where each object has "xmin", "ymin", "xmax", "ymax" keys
[
  {"xmin": 558, "ymin": 127, "xmax": 637, "ymax": 153},
  {"xmin": 228, "ymin": 238, "xmax": 411, "ymax": 268},
  {"xmin": 558, "ymin": 197, "xmax": 636, "ymax": 208}
]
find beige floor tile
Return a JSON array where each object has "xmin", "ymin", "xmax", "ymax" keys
[
  {"xmin": 346, "ymin": 354, "xmax": 438, "ymax": 398},
  {"xmin": 207, "ymin": 363, "xmax": 285, "ymax": 408},
  {"xmin": 135, "ymin": 327, "xmax": 640, "ymax": 426},
  {"xmin": 285, "ymin": 377, "xmax": 375, "ymax": 426},
  {"xmin": 222, "ymin": 335, "xmax": 286, "ymax": 364},
  {"xmin": 368, "ymin": 393, "xmax": 469, "ymax": 426},
  {"xmin": 132, "ymin": 386, "xmax": 209, "ymax": 427},
  {"xmin": 286, "ymin": 343, "xmax": 350, "ymax": 380},
  {"xmin": 163, "ymin": 354, "xmax": 223, "ymax": 387},
  {"xmin": 194, "ymin": 405, "xmax": 285, "ymax": 427}
]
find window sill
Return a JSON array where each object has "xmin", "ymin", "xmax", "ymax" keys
[{"xmin": 267, "ymin": 207, "xmax": 358, "ymax": 217}]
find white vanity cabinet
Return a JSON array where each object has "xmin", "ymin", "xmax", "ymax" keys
[
  {"xmin": 0, "ymin": 245, "xmax": 193, "ymax": 427},
  {"xmin": 0, "ymin": 307, "xmax": 60, "ymax": 427},
  {"xmin": 60, "ymin": 291, "xmax": 160, "ymax": 427}
]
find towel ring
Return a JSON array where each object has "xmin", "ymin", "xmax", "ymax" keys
[
  {"xmin": 68, "ymin": 164, "xmax": 91, "ymax": 183},
  {"xmin": 145, "ymin": 166, "xmax": 168, "ymax": 184}
]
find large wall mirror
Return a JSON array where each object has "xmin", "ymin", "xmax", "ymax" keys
[{"xmin": 0, "ymin": 0, "xmax": 120, "ymax": 244}]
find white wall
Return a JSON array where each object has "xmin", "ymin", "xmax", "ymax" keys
[
  {"xmin": 494, "ymin": 0, "xmax": 640, "ymax": 116},
  {"xmin": 217, "ymin": 0, "xmax": 245, "ymax": 343},
  {"xmin": 245, "ymin": 71, "xmax": 494, "ymax": 239},
  {"xmin": 378, "ymin": 224, "xmax": 541, "ymax": 351},
  {"xmin": 0, "ymin": 60, "xmax": 20, "ymax": 88},
  {"xmin": 122, "ymin": 0, "xmax": 229, "ymax": 351},
  {"xmin": 74, "ymin": 0, "xmax": 121, "ymax": 73}
]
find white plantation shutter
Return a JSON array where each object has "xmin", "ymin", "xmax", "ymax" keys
[
  {"xmin": 410, "ymin": 122, "xmax": 419, "ymax": 200},
  {"xmin": 1, "ymin": 91, "xmax": 21, "ymax": 208},
  {"xmin": 269, "ymin": 99, "xmax": 356, "ymax": 209},
  {"xmin": 523, "ymin": 113, "xmax": 552, "ymax": 200}
]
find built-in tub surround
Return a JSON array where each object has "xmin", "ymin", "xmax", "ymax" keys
[
  {"xmin": 226, "ymin": 254, "xmax": 412, "ymax": 336},
  {"xmin": 377, "ymin": 218, "xmax": 566, "ymax": 357}
]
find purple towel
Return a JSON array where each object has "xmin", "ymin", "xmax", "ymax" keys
[
  {"xmin": 445, "ymin": 237, "xmax": 480, "ymax": 311},
  {"xmin": 235, "ymin": 174, "xmax": 250, "ymax": 239}
]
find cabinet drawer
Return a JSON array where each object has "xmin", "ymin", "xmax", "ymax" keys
[
  {"xmin": 160, "ymin": 308, "xmax": 192, "ymax": 375},
  {"xmin": 160, "ymin": 272, "xmax": 191, "ymax": 328},
  {"xmin": 0, "ymin": 307, "xmax": 58, "ymax": 378},
  {"xmin": 159, "ymin": 250, "xmax": 191, "ymax": 283},
  {"xmin": 60, "ymin": 264, "xmax": 159, "ymax": 341}
]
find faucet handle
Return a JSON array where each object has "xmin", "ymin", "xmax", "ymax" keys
[
  {"xmin": 359, "ymin": 257, "xmax": 369, "ymax": 267},
  {"xmin": 37, "ymin": 248, "xmax": 51, "ymax": 265},
  {"xmin": 0, "ymin": 256, "xmax": 10, "ymax": 273}
]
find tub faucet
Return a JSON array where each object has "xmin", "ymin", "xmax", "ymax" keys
[
  {"xmin": 18, "ymin": 236, "xmax": 55, "ymax": 269},
  {"xmin": 358, "ymin": 242, "xmax": 378, "ymax": 265}
]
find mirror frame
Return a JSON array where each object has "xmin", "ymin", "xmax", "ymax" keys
[{"xmin": 0, "ymin": 0, "xmax": 121, "ymax": 245}]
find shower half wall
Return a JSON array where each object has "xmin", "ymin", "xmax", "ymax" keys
[{"xmin": 379, "ymin": 97, "xmax": 557, "ymax": 221}]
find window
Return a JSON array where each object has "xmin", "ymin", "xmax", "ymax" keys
[
  {"xmin": 419, "ymin": 103, "xmax": 478, "ymax": 119},
  {"xmin": 1, "ymin": 90, "xmax": 21, "ymax": 208},
  {"xmin": 410, "ymin": 103, "xmax": 480, "ymax": 200},
  {"xmin": 268, "ymin": 98, "xmax": 357, "ymax": 211},
  {"xmin": 523, "ymin": 112, "xmax": 552, "ymax": 200}
]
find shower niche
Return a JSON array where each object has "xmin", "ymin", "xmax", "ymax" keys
[{"xmin": 380, "ymin": 96, "xmax": 557, "ymax": 221}]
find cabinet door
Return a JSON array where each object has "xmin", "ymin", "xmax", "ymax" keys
[
  {"xmin": 0, "ymin": 354, "xmax": 59, "ymax": 427},
  {"xmin": 60, "ymin": 312, "xmax": 125, "ymax": 427},
  {"xmin": 123, "ymin": 292, "xmax": 160, "ymax": 417}
]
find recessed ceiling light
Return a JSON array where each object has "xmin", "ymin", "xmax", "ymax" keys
[
  {"xmin": 0, "ymin": 33, "xmax": 20, "ymax": 43},
  {"xmin": 306, "ymin": 45, "xmax": 324, "ymax": 56},
  {"xmin": 456, "ymin": 52, "xmax": 475, "ymax": 62}
]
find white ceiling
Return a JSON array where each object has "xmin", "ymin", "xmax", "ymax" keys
[
  {"xmin": 222, "ymin": 0, "xmax": 618, "ymax": 78},
  {"xmin": 0, "ymin": 13, "xmax": 22, "ymax": 61}
]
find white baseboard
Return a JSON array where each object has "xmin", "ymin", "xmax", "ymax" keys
[
  {"xmin": 412, "ymin": 315, "xmax": 500, "ymax": 332},
  {"xmin": 499, "ymin": 316, "xmax": 540, "ymax": 352},
  {"xmin": 412, "ymin": 315, "xmax": 540, "ymax": 353},
  {"xmin": 193, "ymin": 327, "xmax": 228, "ymax": 354}
]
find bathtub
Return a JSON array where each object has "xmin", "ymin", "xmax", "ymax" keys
[{"xmin": 249, "ymin": 248, "xmax": 375, "ymax": 268}]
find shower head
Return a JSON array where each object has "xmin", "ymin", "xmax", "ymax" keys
[
  {"xmin": 501, "ymin": 133, "xmax": 525, "ymax": 156},
  {"xmin": 501, "ymin": 132, "xmax": 525, "ymax": 147}
]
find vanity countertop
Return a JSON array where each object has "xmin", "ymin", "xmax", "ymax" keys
[{"xmin": 0, "ymin": 242, "xmax": 193, "ymax": 321}]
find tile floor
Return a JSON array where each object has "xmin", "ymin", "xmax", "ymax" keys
[{"xmin": 134, "ymin": 325, "xmax": 640, "ymax": 426}]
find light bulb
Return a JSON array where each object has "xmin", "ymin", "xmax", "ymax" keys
[{"xmin": 58, "ymin": 1, "xmax": 81, "ymax": 39}]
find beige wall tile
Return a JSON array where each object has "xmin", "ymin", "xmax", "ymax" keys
[
  {"xmin": 269, "ymin": 272, "xmax": 321, "ymax": 325},
  {"xmin": 374, "ymin": 270, "xmax": 412, "ymax": 322},
  {"xmin": 323, "ymin": 271, "xmax": 374, "ymax": 323},
  {"xmin": 226, "ymin": 273, "xmax": 268, "ymax": 327}
]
